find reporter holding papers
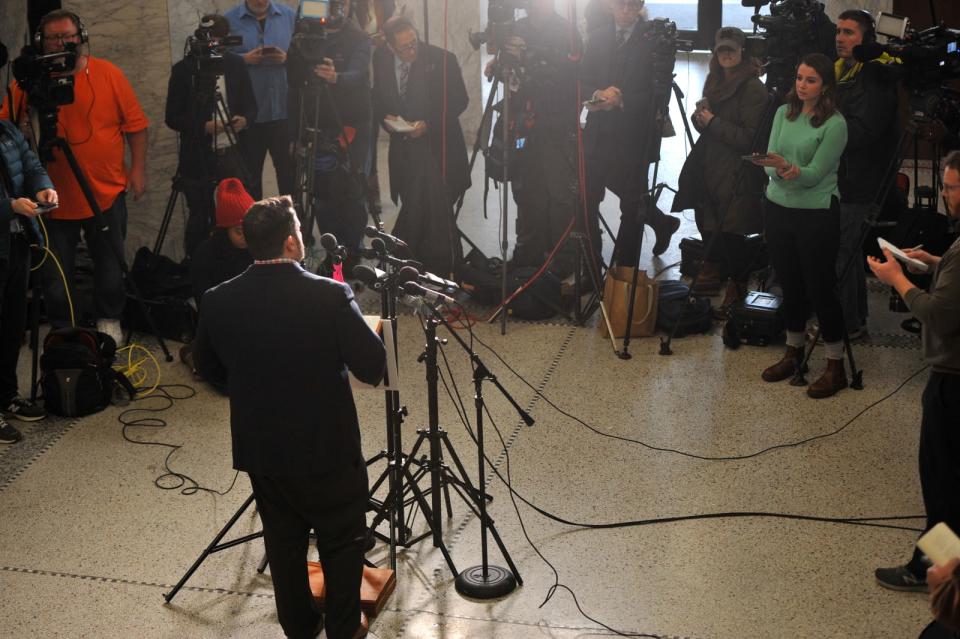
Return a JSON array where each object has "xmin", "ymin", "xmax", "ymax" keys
[{"xmin": 750, "ymin": 53, "xmax": 848, "ymax": 399}]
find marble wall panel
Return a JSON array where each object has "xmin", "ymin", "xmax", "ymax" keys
[{"xmin": 1, "ymin": 2, "xmax": 29, "ymax": 67}]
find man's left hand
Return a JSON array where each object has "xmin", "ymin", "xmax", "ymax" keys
[
  {"xmin": 128, "ymin": 166, "xmax": 147, "ymax": 201},
  {"xmin": 313, "ymin": 58, "xmax": 338, "ymax": 84},
  {"xmin": 36, "ymin": 189, "xmax": 58, "ymax": 206},
  {"xmin": 409, "ymin": 121, "xmax": 428, "ymax": 139},
  {"xmin": 867, "ymin": 249, "xmax": 904, "ymax": 284},
  {"xmin": 230, "ymin": 115, "xmax": 248, "ymax": 132}
]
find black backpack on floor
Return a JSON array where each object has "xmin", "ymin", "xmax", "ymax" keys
[
  {"xmin": 655, "ymin": 280, "xmax": 713, "ymax": 337},
  {"xmin": 40, "ymin": 328, "xmax": 136, "ymax": 417}
]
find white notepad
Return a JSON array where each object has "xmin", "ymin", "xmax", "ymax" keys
[{"xmin": 877, "ymin": 237, "xmax": 930, "ymax": 273}]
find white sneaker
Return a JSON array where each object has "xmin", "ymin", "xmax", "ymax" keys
[{"xmin": 97, "ymin": 319, "xmax": 125, "ymax": 346}]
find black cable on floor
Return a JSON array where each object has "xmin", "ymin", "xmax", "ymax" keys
[
  {"xmin": 471, "ymin": 332, "xmax": 930, "ymax": 462},
  {"xmin": 118, "ymin": 384, "xmax": 240, "ymax": 497}
]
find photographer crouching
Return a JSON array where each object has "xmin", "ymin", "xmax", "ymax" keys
[
  {"xmin": 165, "ymin": 13, "xmax": 258, "ymax": 258},
  {"xmin": 287, "ymin": 0, "xmax": 372, "ymax": 261},
  {"xmin": 194, "ymin": 196, "xmax": 385, "ymax": 639},
  {"xmin": 870, "ymin": 152, "xmax": 960, "ymax": 595}
]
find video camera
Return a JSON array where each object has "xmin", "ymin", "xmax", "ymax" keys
[
  {"xmin": 742, "ymin": 0, "xmax": 836, "ymax": 95},
  {"xmin": 645, "ymin": 18, "xmax": 694, "ymax": 92},
  {"xmin": 185, "ymin": 18, "xmax": 242, "ymax": 78},
  {"xmin": 469, "ymin": 0, "xmax": 530, "ymax": 53},
  {"xmin": 12, "ymin": 45, "xmax": 78, "ymax": 110},
  {"xmin": 291, "ymin": 0, "xmax": 348, "ymax": 65}
]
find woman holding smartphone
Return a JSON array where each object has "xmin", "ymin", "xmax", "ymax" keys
[
  {"xmin": 751, "ymin": 53, "xmax": 848, "ymax": 398},
  {"xmin": 674, "ymin": 26, "xmax": 768, "ymax": 304}
]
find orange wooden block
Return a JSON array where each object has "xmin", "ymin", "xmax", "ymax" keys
[{"xmin": 306, "ymin": 562, "xmax": 396, "ymax": 617}]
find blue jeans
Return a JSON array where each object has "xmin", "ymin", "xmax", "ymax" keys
[{"xmin": 42, "ymin": 193, "xmax": 128, "ymax": 327}]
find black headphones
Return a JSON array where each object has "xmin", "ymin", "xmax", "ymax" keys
[
  {"xmin": 34, "ymin": 10, "xmax": 89, "ymax": 49},
  {"xmin": 851, "ymin": 9, "xmax": 877, "ymax": 44}
]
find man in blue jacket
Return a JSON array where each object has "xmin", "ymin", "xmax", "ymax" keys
[
  {"xmin": 194, "ymin": 195, "xmax": 384, "ymax": 639},
  {"xmin": 0, "ymin": 119, "xmax": 58, "ymax": 443}
]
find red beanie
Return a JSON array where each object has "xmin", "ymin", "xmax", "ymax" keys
[{"xmin": 215, "ymin": 178, "xmax": 254, "ymax": 229}]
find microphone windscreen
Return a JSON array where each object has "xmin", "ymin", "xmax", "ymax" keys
[
  {"xmin": 397, "ymin": 265, "xmax": 420, "ymax": 284},
  {"xmin": 371, "ymin": 237, "xmax": 387, "ymax": 254},
  {"xmin": 853, "ymin": 42, "xmax": 885, "ymax": 62},
  {"xmin": 320, "ymin": 233, "xmax": 339, "ymax": 252},
  {"xmin": 353, "ymin": 264, "xmax": 379, "ymax": 286},
  {"xmin": 400, "ymin": 281, "xmax": 421, "ymax": 296},
  {"xmin": 364, "ymin": 226, "xmax": 379, "ymax": 239}
]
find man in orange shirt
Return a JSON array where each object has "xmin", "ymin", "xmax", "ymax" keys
[{"xmin": 1, "ymin": 10, "xmax": 148, "ymax": 342}]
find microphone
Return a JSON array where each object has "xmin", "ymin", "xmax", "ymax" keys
[
  {"xmin": 365, "ymin": 226, "xmax": 408, "ymax": 251},
  {"xmin": 320, "ymin": 233, "xmax": 346, "ymax": 262},
  {"xmin": 852, "ymin": 41, "xmax": 885, "ymax": 62},
  {"xmin": 353, "ymin": 264, "xmax": 387, "ymax": 287},
  {"xmin": 401, "ymin": 280, "xmax": 456, "ymax": 306},
  {"xmin": 419, "ymin": 270, "xmax": 458, "ymax": 291},
  {"xmin": 396, "ymin": 265, "xmax": 421, "ymax": 284}
]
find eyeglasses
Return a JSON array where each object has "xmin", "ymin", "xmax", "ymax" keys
[{"xmin": 393, "ymin": 41, "xmax": 418, "ymax": 54}]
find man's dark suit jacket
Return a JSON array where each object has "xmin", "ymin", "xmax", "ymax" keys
[
  {"xmin": 193, "ymin": 263, "xmax": 386, "ymax": 476},
  {"xmin": 581, "ymin": 21, "xmax": 658, "ymax": 182},
  {"xmin": 372, "ymin": 42, "xmax": 471, "ymax": 204}
]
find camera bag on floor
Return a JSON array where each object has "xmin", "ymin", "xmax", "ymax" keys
[
  {"xmin": 458, "ymin": 248, "xmax": 503, "ymax": 306},
  {"xmin": 655, "ymin": 280, "xmax": 712, "ymax": 337},
  {"xmin": 40, "ymin": 328, "xmax": 136, "ymax": 417},
  {"xmin": 505, "ymin": 266, "xmax": 561, "ymax": 320},
  {"xmin": 723, "ymin": 290, "xmax": 784, "ymax": 348}
]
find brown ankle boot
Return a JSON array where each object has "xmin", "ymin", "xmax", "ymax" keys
[
  {"xmin": 762, "ymin": 345, "xmax": 803, "ymax": 382},
  {"xmin": 691, "ymin": 261, "xmax": 723, "ymax": 294},
  {"xmin": 807, "ymin": 358, "xmax": 848, "ymax": 398}
]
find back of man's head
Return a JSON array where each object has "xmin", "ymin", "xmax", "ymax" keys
[{"xmin": 243, "ymin": 196, "xmax": 296, "ymax": 260}]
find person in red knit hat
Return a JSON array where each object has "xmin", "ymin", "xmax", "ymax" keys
[{"xmin": 182, "ymin": 178, "xmax": 255, "ymax": 391}]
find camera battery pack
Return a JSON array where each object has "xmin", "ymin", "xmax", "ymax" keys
[{"xmin": 730, "ymin": 290, "xmax": 783, "ymax": 346}]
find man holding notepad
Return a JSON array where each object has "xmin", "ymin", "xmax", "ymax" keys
[{"xmin": 869, "ymin": 151, "xmax": 960, "ymax": 594}]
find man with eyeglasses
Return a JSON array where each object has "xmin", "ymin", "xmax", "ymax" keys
[
  {"xmin": 582, "ymin": 0, "xmax": 680, "ymax": 267},
  {"xmin": 869, "ymin": 152, "xmax": 960, "ymax": 596},
  {"xmin": 371, "ymin": 15, "xmax": 469, "ymax": 274},
  {"xmin": 1, "ymin": 9, "xmax": 148, "ymax": 345}
]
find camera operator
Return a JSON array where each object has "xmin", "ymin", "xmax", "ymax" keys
[
  {"xmin": 581, "ymin": 0, "xmax": 681, "ymax": 267},
  {"xmin": 193, "ymin": 196, "xmax": 385, "ymax": 639},
  {"xmin": 287, "ymin": 0, "xmax": 373, "ymax": 257},
  {"xmin": 0, "ymin": 114, "xmax": 58, "ymax": 443},
  {"xmin": 870, "ymin": 152, "xmax": 960, "ymax": 594},
  {"xmin": 674, "ymin": 26, "xmax": 768, "ymax": 303},
  {"xmin": 165, "ymin": 14, "xmax": 258, "ymax": 258},
  {"xmin": 373, "ymin": 16, "xmax": 469, "ymax": 275},
  {"xmin": 225, "ymin": 0, "xmax": 297, "ymax": 201},
  {"xmin": 490, "ymin": 0, "xmax": 582, "ymax": 277},
  {"xmin": 1, "ymin": 10, "xmax": 149, "ymax": 344},
  {"xmin": 833, "ymin": 9, "xmax": 900, "ymax": 342}
]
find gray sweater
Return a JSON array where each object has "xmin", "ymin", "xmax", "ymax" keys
[{"xmin": 904, "ymin": 236, "xmax": 960, "ymax": 374}]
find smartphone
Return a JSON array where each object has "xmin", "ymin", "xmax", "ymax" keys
[
  {"xmin": 261, "ymin": 45, "xmax": 283, "ymax": 55},
  {"xmin": 742, "ymin": 153, "xmax": 771, "ymax": 161},
  {"xmin": 34, "ymin": 202, "xmax": 58, "ymax": 214},
  {"xmin": 582, "ymin": 97, "xmax": 605, "ymax": 106}
]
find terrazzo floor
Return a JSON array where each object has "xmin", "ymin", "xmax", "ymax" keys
[{"xmin": 0, "ymin": 53, "xmax": 947, "ymax": 639}]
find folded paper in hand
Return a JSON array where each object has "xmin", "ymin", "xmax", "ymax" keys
[
  {"xmin": 877, "ymin": 238, "xmax": 930, "ymax": 273},
  {"xmin": 384, "ymin": 117, "xmax": 417, "ymax": 134}
]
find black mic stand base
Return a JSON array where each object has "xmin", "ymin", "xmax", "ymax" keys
[{"xmin": 455, "ymin": 564, "xmax": 517, "ymax": 599}]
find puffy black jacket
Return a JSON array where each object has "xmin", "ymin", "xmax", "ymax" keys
[
  {"xmin": 0, "ymin": 119, "xmax": 54, "ymax": 260},
  {"xmin": 836, "ymin": 61, "xmax": 900, "ymax": 205}
]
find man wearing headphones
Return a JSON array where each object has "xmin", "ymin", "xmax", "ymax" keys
[
  {"xmin": 833, "ymin": 9, "xmax": 899, "ymax": 342},
  {"xmin": 0, "ymin": 10, "xmax": 149, "ymax": 344}
]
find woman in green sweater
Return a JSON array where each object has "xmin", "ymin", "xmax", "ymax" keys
[{"xmin": 750, "ymin": 53, "xmax": 849, "ymax": 398}]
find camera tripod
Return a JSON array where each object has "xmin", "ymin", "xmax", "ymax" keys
[
  {"xmin": 32, "ymin": 109, "xmax": 173, "ymax": 361},
  {"xmin": 155, "ymin": 78, "xmax": 250, "ymax": 258}
]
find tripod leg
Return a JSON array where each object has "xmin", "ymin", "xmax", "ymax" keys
[{"xmin": 164, "ymin": 493, "xmax": 257, "ymax": 603}]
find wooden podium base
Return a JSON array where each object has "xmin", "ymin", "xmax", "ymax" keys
[{"xmin": 306, "ymin": 562, "xmax": 396, "ymax": 617}]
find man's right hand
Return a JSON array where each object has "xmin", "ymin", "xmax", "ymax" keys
[
  {"xmin": 243, "ymin": 47, "xmax": 264, "ymax": 65},
  {"xmin": 11, "ymin": 198, "xmax": 40, "ymax": 218},
  {"xmin": 594, "ymin": 87, "xmax": 622, "ymax": 110},
  {"xmin": 204, "ymin": 120, "xmax": 219, "ymax": 136},
  {"xmin": 903, "ymin": 248, "xmax": 941, "ymax": 271}
]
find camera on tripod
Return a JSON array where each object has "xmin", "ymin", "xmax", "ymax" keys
[
  {"xmin": 744, "ymin": 0, "xmax": 835, "ymax": 93},
  {"xmin": 645, "ymin": 18, "xmax": 694, "ymax": 91},
  {"xmin": 290, "ymin": 0, "xmax": 348, "ymax": 65},
  {"xmin": 854, "ymin": 21, "xmax": 960, "ymax": 128},
  {"xmin": 469, "ymin": 0, "xmax": 531, "ymax": 52},
  {"xmin": 12, "ymin": 45, "xmax": 78, "ymax": 109},
  {"xmin": 186, "ymin": 21, "xmax": 242, "ymax": 78}
]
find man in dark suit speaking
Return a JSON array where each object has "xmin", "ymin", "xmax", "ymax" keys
[{"xmin": 194, "ymin": 196, "xmax": 385, "ymax": 639}]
